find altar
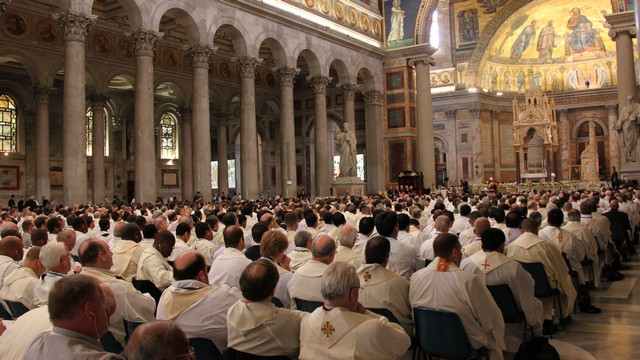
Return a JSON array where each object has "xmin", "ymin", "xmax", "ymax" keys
[{"xmin": 521, "ymin": 173, "xmax": 549, "ymax": 181}]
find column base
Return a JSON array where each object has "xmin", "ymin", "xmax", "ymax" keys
[{"xmin": 332, "ymin": 177, "xmax": 365, "ymax": 197}]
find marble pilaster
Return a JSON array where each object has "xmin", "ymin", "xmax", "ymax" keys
[
  {"xmin": 276, "ymin": 66, "xmax": 299, "ymax": 198},
  {"xmin": 234, "ymin": 56, "xmax": 262, "ymax": 200},
  {"xmin": 445, "ymin": 110, "xmax": 458, "ymax": 185},
  {"xmin": 469, "ymin": 108, "xmax": 483, "ymax": 183},
  {"xmin": 128, "ymin": 29, "xmax": 162, "ymax": 203},
  {"xmin": 606, "ymin": 12, "xmax": 637, "ymax": 108},
  {"xmin": 308, "ymin": 75, "xmax": 332, "ymax": 197},
  {"xmin": 185, "ymin": 44, "xmax": 216, "ymax": 198},
  {"xmin": 607, "ymin": 105, "xmax": 621, "ymax": 171},
  {"xmin": 364, "ymin": 90, "xmax": 384, "ymax": 194},
  {"xmin": 409, "ymin": 56, "xmax": 436, "ymax": 189},
  {"xmin": 558, "ymin": 109, "xmax": 570, "ymax": 181},
  {"xmin": 339, "ymin": 83, "xmax": 358, "ymax": 130},
  {"xmin": 89, "ymin": 95, "xmax": 108, "ymax": 204},
  {"xmin": 180, "ymin": 106, "xmax": 193, "ymax": 201},
  {"xmin": 215, "ymin": 112, "xmax": 230, "ymax": 197},
  {"xmin": 32, "ymin": 86, "xmax": 53, "ymax": 201},
  {"xmin": 53, "ymin": 11, "xmax": 95, "ymax": 205},
  {"xmin": 491, "ymin": 111, "xmax": 501, "ymax": 181}
]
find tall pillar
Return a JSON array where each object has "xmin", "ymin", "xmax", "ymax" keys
[
  {"xmin": 216, "ymin": 112, "xmax": 230, "ymax": 196},
  {"xmin": 491, "ymin": 111, "xmax": 501, "ymax": 181},
  {"xmin": 128, "ymin": 29, "xmax": 162, "ymax": 203},
  {"xmin": 233, "ymin": 56, "xmax": 262, "ymax": 200},
  {"xmin": 607, "ymin": 105, "xmax": 621, "ymax": 170},
  {"xmin": 89, "ymin": 95, "xmax": 108, "ymax": 204},
  {"xmin": 558, "ymin": 109, "xmax": 570, "ymax": 180},
  {"xmin": 276, "ymin": 67, "xmax": 299, "ymax": 198},
  {"xmin": 308, "ymin": 75, "xmax": 332, "ymax": 197},
  {"xmin": 469, "ymin": 108, "xmax": 483, "ymax": 183},
  {"xmin": 409, "ymin": 56, "xmax": 436, "ymax": 189},
  {"xmin": 515, "ymin": 149, "xmax": 521, "ymax": 183},
  {"xmin": 445, "ymin": 110, "xmax": 458, "ymax": 185},
  {"xmin": 53, "ymin": 11, "xmax": 95, "ymax": 205},
  {"xmin": 32, "ymin": 86, "xmax": 53, "ymax": 201},
  {"xmin": 186, "ymin": 44, "xmax": 215, "ymax": 198},
  {"xmin": 339, "ymin": 83, "xmax": 358, "ymax": 130},
  {"xmin": 607, "ymin": 12, "xmax": 637, "ymax": 108},
  {"xmin": 179, "ymin": 106, "xmax": 193, "ymax": 201},
  {"xmin": 364, "ymin": 90, "xmax": 384, "ymax": 194}
]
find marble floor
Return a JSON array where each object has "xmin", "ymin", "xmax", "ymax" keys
[{"xmin": 549, "ymin": 251, "xmax": 640, "ymax": 360}]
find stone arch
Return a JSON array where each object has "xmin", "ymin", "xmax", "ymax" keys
[
  {"xmin": 153, "ymin": 79, "xmax": 186, "ymax": 103},
  {"xmin": 0, "ymin": 80, "xmax": 32, "ymax": 112},
  {"xmin": 571, "ymin": 117, "xmax": 609, "ymax": 140},
  {"xmin": 208, "ymin": 88, "xmax": 224, "ymax": 112},
  {"xmin": 355, "ymin": 66, "xmax": 378, "ymax": 91},
  {"xmin": 151, "ymin": 2, "xmax": 206, "ymax": 43},
  {"xmin": 254, "ymin": 36, "xmax": 289, "ymax": 69},
  {"xmin": 86, "ymin": 0, "xmax": 148, "ymax": 29},
  {"xmin": 0, "ymin": 49, "xmax": 41, "ymax": 86},
  {"xmin": 44, "ymin": 60, "xmax": 65, "ymax": 88},
  {"xmin": 329, "ymin": 59, "xmax": 352, "ymax": 85},
  {"xmin": 414, "ymin": 0, "xmax": 440, "ymax": 45},
  {"xmin": 101, "ymin": 69, "xmax": 136, "ymax": 94},
  {"xmin": 304, "ymin": 110, "xmax": 345, "ymax": 137},
  {"xmin": 296, "ymin": 49, "xmax": 322, "ymax": 77},
  {"xmin": 209, "ymin": 22, "xmax": 250, "ymax": 57}
]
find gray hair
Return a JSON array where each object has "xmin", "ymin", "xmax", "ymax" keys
[
  {"xmin": 40, "ymin": 242, "xmax": 68, "ymax": 270},
  {"xmin": 294, "ymin": 231, "xmax": 312, "ymax": 248},
  {"xmin": 122, "ymin": 321, "xmax": 187, "ymax": 360},
  {"xmin": 311, "ymin": 235, "xmax": 336, "ymax": 258},
  {"xmin": 337, "ymin": 225, "xmax": 358, "ymax": 247},
  {"xmin": 567, "ymin": 209, "xmax": 581, "ymax": 222},
  {"xmin": 434, "ymin": 215, "xmax": 451, "ymax": 232},
  {"xmin": 321, "ymin": 262, "xmax": 359, "ymax": 302}
]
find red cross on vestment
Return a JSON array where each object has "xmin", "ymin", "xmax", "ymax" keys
[{"xmin": 481, "ymin": 260, "xmax": 491, "ymax": 270}]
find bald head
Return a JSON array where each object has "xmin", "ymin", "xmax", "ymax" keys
[
  {"xmin": 56, "ymin": 229, "xmax": 76, "ymax": 252},
  {"xmin": 0, "ymin": 236, "xmax": 24, "ymax": 261},
  {"xmin": 173, "ymin": 251, "xmax": 207, "ymax": 283},
  {"xmin": 124, "ymin": 321, "xmax": 189, "ymax": 360},
  {"xmin": 311, "ymin": 235, "xmax": 336, "ymax": 264}
]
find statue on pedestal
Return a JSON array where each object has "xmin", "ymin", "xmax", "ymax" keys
[
  {"xmin": 615, "ymin": 95, "xmax": 640, "ymax": 163},
  {"xmin": 335, "ymin": 122, "xmax": 357, "ymax": 177}
]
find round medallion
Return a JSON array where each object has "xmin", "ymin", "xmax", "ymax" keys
[
  {"xmin": 373, "ymin": 21, "xmax": 381, "ymax": 36},
  {"xmin": 118, "ymin": 39, "xmax": 135, "ymax": 61},
  {"xmin": 36, "ymin": 19, "xmax": 59, "ymax": 44},
  {"xmin": 360, "ymin": 14, "xmax": 370, "ymax": 31},
  {"xmin": 93, "ymin": 33, "xmax": 112, "ymax": 54},
  {"xmin": 162, "ymin": 48, "xmax": 179, "ymax": 69},
  {"xmin": 334, "ymin": 2, "xmax": 345, "ymax": 20},
  {"xmin": 305, "ymin": 0, "xmax": 315, "ymax": 8},
  {"xmin": 3, "ymin": 13, "xmax": 27, "ymax": 38},
  {"xmin": 347, "ymin": 8, "xmax": 358, "ymax": 26},
  {"xmin": 319, "ymin": 0, "xmax": 331, "ymax": 14}
]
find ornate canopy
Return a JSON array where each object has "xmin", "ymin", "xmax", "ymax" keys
[{"xmin": 512, "ymin": 88, "xmax": 559, "ymax": 152}]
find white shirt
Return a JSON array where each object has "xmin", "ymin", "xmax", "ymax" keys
[
  {"xmin": 0, "ymin": 255, "xmax": 19, "ymax": 290},
  {"xmin": 208, "ymin": 248, "xmax": 251, "ymax": 289},
  {"xmin": 190, "ymin": 238, "xmax": 220, "ymax": 266},
  {"xmin": 0, "ymin": 266, "xmax": 39, "ymax": 309},
  {"xmin": 34, "ymin": 271, "xmax": 65, "ymax": 306},
  {"xmin": 387, "ymin": 236, "xmax": 423, "ymax": 280},
  {"xmin": 0, "ymin": 306, "xmax": 53, "ymax": 360},
  {"xmin": 136, "ymin": 246, "xmax": 174, "ymax": 290},
  {"xmin": 167, "ymin": 238, "xmax": 190, "ymax": 262}
]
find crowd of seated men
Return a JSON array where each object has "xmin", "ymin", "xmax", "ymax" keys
[{"xmin": 0, "ymin": 184, "xmax": 638, "ymax": 359}]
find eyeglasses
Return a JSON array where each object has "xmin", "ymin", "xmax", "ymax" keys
[{"xmin": 177, "ymin": 345, "xmax": 196, "ymax": 359}]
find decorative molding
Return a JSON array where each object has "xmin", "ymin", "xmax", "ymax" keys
[
  {"xmin": 179, "ymin": 106, "xmax": 192, "ymax": 122},
  {"xmin": 53, "ymin": 11, "xmax": 96, "ymax": 42},
  {"xmin": 363, "ymin": 90, "xmax": 383, "ymax": 105},
  {"xmin": 445, "ymin": 110, "xmax": 457, "ymax": 120},
  {"xmin": 88, "ymin": 94, "xmax": 109, "ymax": 108},
  {"xmin": 338, "ymin": 83, "xmax": 358, "ymax": 101},
  {"xmin": 31, "ymin": 86, "xmax": 55, "ymax": 105},
  {"xmin": 605, "ymin": 11, "xmax": 637, "ymax": 39},
  {"xmin": 274, "ymin": 67, "xmax": 300, "ymax": 88},
  {"xmin": 606, "ymin": 104, "xmax": 618, "ymax": 115},
  {"xmin": 307, "ymin": 75, "xmax": 332, "ymax": 94},
  {"xmin": 232, "ymin": 56, "xmax": 263, "ymax": 79},
  {"xmin": 184, "ymin": 44, "xmax": 217, "ymax": 69},
  {"xmin": 126, "ymin": 29, "xmax": 163, "ymax": 57}
]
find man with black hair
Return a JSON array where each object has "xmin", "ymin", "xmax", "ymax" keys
[
  {"xmin": 410, "ymin": 233, "xmax": 505, "ymax": 359},
  {"xmin": 245, "ymin": 221, "xmax": 269, "ymax": 261},
  {"xmin": 319, "ymin": 212, "xmax": 336, "ymax": 235},
  {"xmin": 168, "ymin": 222, "xmax": 191, "ymax": 262},
  {"xmin": 375, "ymin": 211, "xmax": 422, "ymax": 279},
  {"xmin": 353, "ymin": 216, "xmax": 374, "ymax": 254},
  {"xmin": 207, "ymin": 225, "xmax": 251, "ymax": 289},
  {"xmin": 563, "ymin": 209, "xmax": 599, "ymax": 287},
  {"xmin": 503, "ymin": 211, "xmax": 522, "ymax": 244},
  {"xmin": 157, "ymin": 251, "xmax": 240, "ymax": 353},
  {"xmin": 111, "ymin": 223, "xmax": 144, "ymax": 281},
  {"xmin": 136, "ymin": 230, "xmax": 175, "ymax": 291},
  {"xmin": 190, "ymin": 222, "xmax": 219, "ymax": 266},
  {"xmin": 283, "ymin": 212, "xmax": 299, "ymax": 253},
  {"xmin": 457, "ymin": 211, "xmax": 482, "ymax": 247},
  {"xmin": 461, "ymin": 229, "xmax": 543, "ymax": 352},
  {"xmin": 46, "ymin": 216, "xmax": 63, "ymax": 243},
  {"xmin": 227, "ymin": 259, "xmax": 306, "ymax": 358},
  {"xmin": 79, "ymin": 239, "xmax": 155, "ymax": 346},
  {"xmin": 303, "ymin": 212, "xmax": 320, "ymax": 239},
  {"xmin": 451, "ymin": 204, "xmax": 472, "ymax": 234},
  {"xmin": 461, "ymin": 217, "xmax": 492, "ymax": 257},
  {"xmin": 140, "ymin": 224, "xmax": 157, "ymax": 249},
  {"xmin": 506, "ymin": 219, "xmax": 577, "ymax": 332},
  {"xmin": 356, "ymin": 236, "xmax": 413, "ymax": 335}
]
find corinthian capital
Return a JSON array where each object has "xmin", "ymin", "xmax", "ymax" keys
[
  {"xmin": 184, "ymin": 44, "xmax": 217, "ymax": 69},
  {"xmin": 275, "ymin": 67, "xmax": 300, "ymax": 88},
  {"xmin": 126, "ymin": 29, "xmax": 163, "ymax": 57},
  {"xmin": 307, "ymin": 76, "xmax": 332, "ymax": 94},
  {"xmin": 53, "ymin": 11, "xmax": 96, "ymax": 42},
  {"xmin": 232, "ymin": 56, "xmax": 263, "ymax": 79},
  {"xmin": 338, "ymin": 83, "xmax": 359, "ymax": 101},
  {"xmin": 363, "ymin": 90, "xmax": 383, "ymax": 105},
  {"xmin": 31, "ymin": 86, "xmax": 55, "ymax": 105}
]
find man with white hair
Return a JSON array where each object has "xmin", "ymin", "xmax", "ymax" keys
[
  {"xmin": 299, "ymin": 262, "xmax": 410, "ymax": 359},
  {"xmin": 333, "ymin": 224, "xmax": 364, "ymax": 269},
  {"xmin": 287, "ymin": 235, "xmax": 336, "ymax": 307},
  {"xmin": 288, "ymin": 231, "xmax": 312, "ymax": 272},
  {"xmin": 34, "ymin": 242, "xmax": 71, "ymax": 306}
]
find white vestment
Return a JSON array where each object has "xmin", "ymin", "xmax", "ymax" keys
[
  {"xmin": 299, "ymin": 307, "xmax": 410, "ymax": 360},
  {"xmin": 34, "ymin": 271, "xmax": 65, "ymax": 306},
  {"xmin": 387, "ymin": 236, "xmax": 423, "ymax": 280},
  {"xmin": 409, "ymin": 258, "xmax": 506, "ymax": 360},
  {"xmin": 357, "ymin": 263, "xmax": 413, "ymax": 335},
  {"xmin": 539, "ymin": 226, "xmax": 586, "ymax": 284},
  {"xmin": 208, "ymin": 248, "xmax": 251, "ymax": 289},
  {"xmin": 288, "ymin": 247, "xmax": 312, "ymax": 272},
  {"xmin": 0, "ymin": 306, "xmax": 53, "ymax": 360},
  {"xmin": 136, "ymin": 246, "xmax": 174, "ymax": 290},
  {"xmin": 287, "ymin": 259, "xmax": 327, "ymax": 308},
  {"xmin": 110, "ymin": 239, "xmax": 144, "ymax": 281},
  {"xmin": 190, "ymin": 238, "xmax": 220, "ymax": 266},
  {"xmin": 157, "ymin": 279, "xmax": 242, "ymax": 352},
  {"xmin": 334, "ymin": 246, "xmax": 364, "ymax": 269},
  {"xmin": 0, "ymin": 255, "xmax": 18, "ymax": 289},
  {"xmin": 0, "ymin": 266, "xmax": 39, "ymax": 309}
]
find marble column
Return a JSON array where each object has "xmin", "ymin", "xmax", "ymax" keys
[
  {"xmin": 53, "ymin": 11, "xmax": 95, "ymax": 205},
  {"xmin": 339, "ymin": 83, "xmax": 358, "ymax": 130},
  {"xmin": 179, "ymin": 106, "xmax": 193, "ymax": 201},
  {"xmin": 32, "ymin": 86, "xmax": 53, "ymax": 201},
  {"xmin": 445, "ymin": 110, "xmax": 458, "ymax": 185},
  {"xmin": 308, "ymin": 75, "xmax": 332, "ymax": 197},
  {"xmin": 185, "ymin": 44, "xmax": 215, "ymax": 198},
  {"xmin": 607, "ymin": 12, "xmax": 637, "ymax": 107},
  {"xmin": 233, "ymin": 56, "xmax": 262, "ymax": 200},
  {"xmin": 607, "ymin": 105, "xmax": 621, "ymax": 171},
  {"xmin": 409, "ymin": 56, "xmax": 436, "ymax": 189},
  {"xmin": 469, "ymin": 108, "xmax": 483, "ymax": 183},
  {"xmin": 364, "ymin": 90, "xmax": 384, "ymax": 194},
  {"xmin": 276, "ymin": 67, "xmax": 299, "ymax": 198},
  {"xmin": 214, "ymin": 112, "xmax": 230, "ymax": 197},
  {"xmin": 558, "ymin": 109, "xmax": 570, "ymax": 180},
  {"xmin": 128, "ymin": 29, "xmax": 162, "ymax": 203},
  {"xmin": 491, "ymin": 111, "xmax": 501, "ymax": 181},
  {"xmin": 89, "ymin": 95, "xmax": 108, "ymax": 204}
]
